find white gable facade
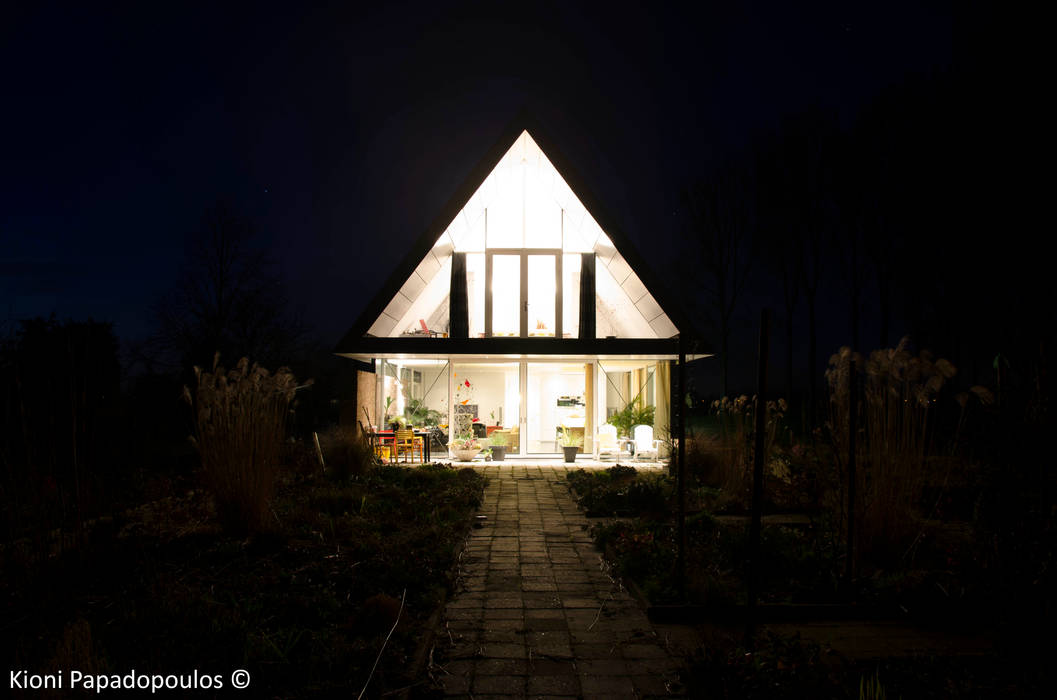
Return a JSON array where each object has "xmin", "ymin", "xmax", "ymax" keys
[
  {"xmin": 367, "ymin": 131, "xmax": 677, "ymax": 341},
  {"xmin": 337, "ymin": 124, "xmax": 704, "ymax": 459}
]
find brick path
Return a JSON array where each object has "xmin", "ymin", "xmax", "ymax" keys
[{"xmin": 432, "ymin": 462, "xmax": 684, "ymax": 699}]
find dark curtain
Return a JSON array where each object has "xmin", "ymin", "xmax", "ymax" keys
[
  {"xmin": 450, "ymin": 252, "xmax": 469, "ymax": 338},
  {"xmin": 578, "ymin": 253, "xmax": 596, "ymax": 339}
]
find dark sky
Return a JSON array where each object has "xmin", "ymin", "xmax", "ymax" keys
[{"xmin": 2, "ymin": 1, "xmax": 956, "ymax": 379}]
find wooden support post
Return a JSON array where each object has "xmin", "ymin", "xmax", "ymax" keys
[
  {"xmin": 746, "ymin": 309, "xmax": 769, "ymax": 647},
  {"xmin": 676, "ymin": 335, "xmax": 688, "ymax": 600}
]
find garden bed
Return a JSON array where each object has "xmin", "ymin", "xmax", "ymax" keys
[
  {"xmin": 1, "ymin": 462, "xmax": 486, "ymax": 698},
  {"xmin": 567, "ymin": 466, "xmax": 992, "ymax": 623},
  {"xmin": 569, "ymin": 465, "xmax": 1038, "ymax": 696}
]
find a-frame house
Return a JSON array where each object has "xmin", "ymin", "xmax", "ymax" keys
[{"xmin": 336, "ymin": 114, "xmax": 708, "ymax": 458}]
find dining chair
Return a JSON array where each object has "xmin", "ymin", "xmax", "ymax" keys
[{"xmin": 394, "ymin": 428, "xmax": 424, "ymax": 463}]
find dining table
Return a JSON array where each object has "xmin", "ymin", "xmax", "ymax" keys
[{"xmin": 370, "ymin": 428, "xmax": 433, "ymax": 462}]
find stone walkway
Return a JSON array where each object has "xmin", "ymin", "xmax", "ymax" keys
[{"xmin": 432, "ymin": 462, "xmax": 684, "ymax": 699}]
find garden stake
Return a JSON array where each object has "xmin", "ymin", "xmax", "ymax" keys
[
  {"xmin": 313, "ymin": 431, "xmax": 325, "ymax": 472},
  {"xmin": 746, "ymin": 309, "xmax": 769, "ymax": 648},
  {"xmin": 357, "ymin": 587, "xmax": 406, "ymax": 700}
]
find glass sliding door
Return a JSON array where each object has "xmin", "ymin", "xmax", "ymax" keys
[{"xmin": 526, "ymin": 362, "xmax": 587, "ymax": 454}]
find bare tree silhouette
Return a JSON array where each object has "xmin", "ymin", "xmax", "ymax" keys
[
  {"xmin": 779, "ymin": 109, "xmax": 839, "ymax": 427},
  {"xmin": 756, "ymin": 146, "xmax": 802, "ymax": 407},
  {"xmin": 682, "ymin": 165, "xmax": 754, "ymax": 398},
  {"xmin": 148, "ymin": 202, "xmax": 305, "ymax": 372}
]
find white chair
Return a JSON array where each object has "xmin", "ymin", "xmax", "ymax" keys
[
  {"xmin": 632, "ymin": 424, "xmax": 661, "ymax": 461},
  {"xmin": 596, "ymin": 424, "xmax": 620, "ymax": 461}
]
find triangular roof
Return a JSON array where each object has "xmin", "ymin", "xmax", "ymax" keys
[{"xmin": 337, "ymin": 111, "xmax": 703, "ymax": 356}]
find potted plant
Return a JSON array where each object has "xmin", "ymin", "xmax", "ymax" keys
[
  {"xmin": 404, "ymin": 398, "xmax": 442, "ymax": 428},
  {"xmin": 610, "ymin": 397, "xmax": 655, "ymax": 438},
  {"xmin": 382, "ymin": 396, "xmax": 395, "ymax": 429},
  {"xmin": 488, "ymin": 431, "xmax": 509, "ymax": 461},
  {"xmin": 559, "ymin": 427, "xmax": 583, "ymax": 463},
  {"xmin": 449, "ymin": 434, "xmax": 482, "ymax": 462}
]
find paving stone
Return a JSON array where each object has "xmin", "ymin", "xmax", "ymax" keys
[
  {"xmin": 440, "ymin": 673, "xmax": 470, "ymax": 695},
  {"xmin": 526, "ymin": 674, "xmax": 579, "ymax": 695},
  {"xmin": 474, "ymin": 658, "xmax": 529, "ymax": 675},
  {"xmin": 579, "ymin": 673, "xmax": 636, "ymax": 695},
  {"xmin": 632, "ymin": 673, "xmax": 678, "ymax": 695},
  {"xmin": 571, "ymin": 642, "xmax": 621, "ymax": 659},
  {"xmin": 472, "ymin": 674, "xmax": 526, "ymax": 694},
  {"xmin": 523, "ymin": 617, "xmax": 568, "ymax": 632},
  {"xmin": 529, "ymin": 657, "xmax": 578, "ymax": 675},
  {"xmin": 479, "ymin": 642, "xmax": 527, "ymax": 658},
  {"xmin": 621, "ymin": 642, "xmax": 670, "ymax": 659}
]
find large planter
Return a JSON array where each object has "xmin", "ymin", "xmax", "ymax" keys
[
  {"xmin": 562, "ymin": 446, "xmax": 579, "ymax": 463},
  {"xmin": 451, "ymin": 448, "xmax": 480, "ymax": 462},
  {"xmin": 490, "ymin": 445, "xmax": 507, "ymax": 461}
]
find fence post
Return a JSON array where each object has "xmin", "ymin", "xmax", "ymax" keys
[
  {"xmin": 846, "ymin": 357, "xmax": 857, "ymax": 587},
  {"xmin": 746, "ymin": 309, "xmax": 769, "ymax": 646},
  {"xmin": 677, "ymin": 335, "xmax": 687, "ymax": 600}
]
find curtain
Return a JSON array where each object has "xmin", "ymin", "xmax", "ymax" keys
[{"xmin": 655, "ymin": 361, "xmax": 671, "ymax": 458}]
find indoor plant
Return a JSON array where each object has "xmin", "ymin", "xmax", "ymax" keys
[
  {"xmin": 488, "ymin": 431, "xmax": 509, "ymax": 461},
  {"xmin": 559, "ymin": 427, "xmax": 583, "ymax": 463}
]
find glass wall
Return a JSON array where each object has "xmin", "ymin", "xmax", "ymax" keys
[
  {"xmin": 527, "ymin": 255, "xmax": 556, "ymax": 336},
  {"xmin": 490, "ymin": 255, "xmax": 520, "ymax": 337},
  {"xmin": 451, "ymin": 362, "xmax": 520, "ymax": 453},
  {"xmin": 527, "ymin": 363, "xmax": 587, "ymax": 454},
  {"xmin": 377, "ymin": 359, "xmax": 450, "ymax": 432},
  {"xmin": 598, "ymin": 360, "xmax": 659, "ymax": 440}
]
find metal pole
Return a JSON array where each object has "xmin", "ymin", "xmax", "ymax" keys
[
  {"xmin": 677, "ymin": 335, "xmax": 687, "ymax": 600},
  {"xmin": 746, "ymin": 309, "xmax": 769, "ymax": 646},
  {"xmin": 846, "ymin": 357, "xmax": 857, "ymax": 586}
]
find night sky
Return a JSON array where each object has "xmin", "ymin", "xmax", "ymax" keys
[{"xmin": 3, "ymin": 1, "xmax": 966, "ymax": 389}]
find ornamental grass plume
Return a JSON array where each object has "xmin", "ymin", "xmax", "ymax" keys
[
  {"xmin": 183, "ymin": 354, "xmax": 307, "ymax": 534},
  {"xmin": 826, "ymin": 337, "xmax": 958, "ymax": 565}
]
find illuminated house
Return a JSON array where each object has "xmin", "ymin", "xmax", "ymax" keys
[{"xmin": 336, "ymin": 115, "xmax": 707, "ymax": 458}]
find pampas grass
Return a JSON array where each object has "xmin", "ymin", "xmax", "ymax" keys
[
  {"xmin": 183, "ymin": 354, "xmax": 306, "ymax": 534},
  {"xmin": 702, "ymin": 396, "xmax": 790, "ymax": 501},
  {"xmin": 826, "ymin": 337, "xmax": 958, "ymax": 565}
]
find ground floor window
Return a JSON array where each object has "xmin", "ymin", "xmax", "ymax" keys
[{"xmin": 373, "ymin": 357, "xmax": 670, "ymax": 458}]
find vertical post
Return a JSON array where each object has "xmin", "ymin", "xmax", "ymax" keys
[
  {"xmin": 450, "ymin": 253, "xmax": 468, "ymax": 339},
  {"xmin": 846, "ymin": 357, "xmax": 857, "ymax": 586},
  {"xmin": 746, "ymin": 309, "xmax": 769, "ymax": 646},
  {"xmin": 676, "ymin": 335, "xmax": 687, "ymax": 600}
]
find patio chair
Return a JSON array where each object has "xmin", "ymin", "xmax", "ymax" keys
[
  {"xmin": 596, "ymin": 424, "xmax": 621, "ymax": 461},
  {"xmin": 361, "ymin": 420, "xmax": 391, "ymax": 461},
  {"xmin": 394, "ymin": 428, "xmax": 424, "ymax": 463},
  {"xmin": 632, "ymin": 424, "xmax": 661, "ymax": 461}
]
